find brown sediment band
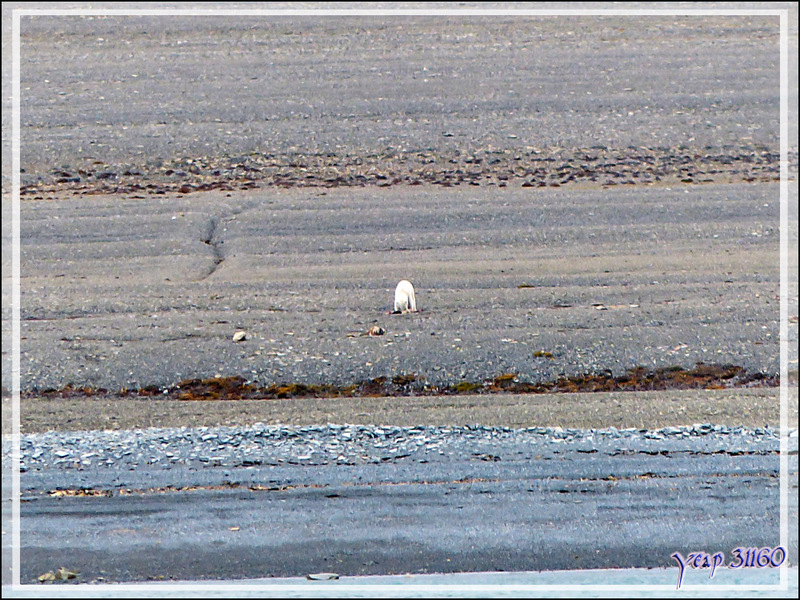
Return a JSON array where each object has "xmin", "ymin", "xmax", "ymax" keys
[
  {"xmin": 21, "ymin": 363, "xmax": 778, "ymax": 403},
  {"xmin": 19, "ymin": 145, "xmax": 791, "ymax": 200}
]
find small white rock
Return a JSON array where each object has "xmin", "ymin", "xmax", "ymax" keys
[
  {"xmin": 233, "ymin": 331, "xmax": 247, "ymax": 342},
  {"xmin": 307, "ymin": 572, "xmax": 339, "ymax": 580}
]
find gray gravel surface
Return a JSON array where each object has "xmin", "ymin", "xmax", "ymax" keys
[
  {"xmin": 13, "ymin": 182, "xmax": 787, "ymax": 393},
  {"xmin": 9, "ymin": 12, "xmax": 788, "ymax": 190},
  {"xmin": 3, "ymin": 7, "xmax": 797, "ymax": 395}
]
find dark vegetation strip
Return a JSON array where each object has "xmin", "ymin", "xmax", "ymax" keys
[
  {"xmin": 19, "ymin": 145, "xmax": 789, "ymax": 199},
  {"xmin": 22, "ymin": 363, "xmax": 778, "ymax": 402}
]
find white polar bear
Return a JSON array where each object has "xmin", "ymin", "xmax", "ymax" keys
[{"xmin": 393, "ymin": 280, "xmax": 418, "ymax": 314}]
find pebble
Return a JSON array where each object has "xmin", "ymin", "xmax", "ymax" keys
[{"xmin": 4, "ymin": 424, "xmax": 793, "ymax": 473}]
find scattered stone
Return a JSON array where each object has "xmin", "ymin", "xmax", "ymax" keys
[
  {"xmin": 7, "ymin": 423, "xmax": 789, "ymax": 476},
  {"xmin": 307, "ymin": 572, "xmax": 340, "ymax": 580},
  {"xmin": 22, "ymin": 145, "xmax": 792, "ymax": 198},
  {"xmin": 55, "ymin": 567, "xmax": 79, "ymax": 580},
  {"xmin": 232, "ymin": 331, "xmax": 247, "ymax": 342}
]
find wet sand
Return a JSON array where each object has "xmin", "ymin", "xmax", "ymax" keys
[{"xmin": 7, "ymin": 388, "xmax": 792, "ymax": 435}]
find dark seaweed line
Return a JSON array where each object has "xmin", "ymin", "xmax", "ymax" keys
[{"xmin": 20, "ymin": 363, "xmax": 779, "ymax": 402}]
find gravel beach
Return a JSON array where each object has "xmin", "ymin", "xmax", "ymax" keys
[
  {"xmin": 3, "ymin": 8, "xmax": 797, "ymax": 401},
  {"xmin": 10, "ymin": 182, "xmax": 789, "ymax": 396},
  {"xmin": 10, "ymin": 421, "xmax": 790, "ymax": 476}
]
